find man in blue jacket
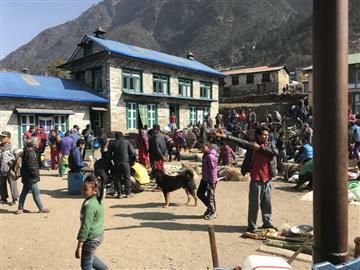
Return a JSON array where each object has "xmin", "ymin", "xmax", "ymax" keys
[{"xmin": 69, "ymin": 139, "xmax": 87, "ymax": 173}]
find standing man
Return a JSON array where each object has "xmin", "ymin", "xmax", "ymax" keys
[
  {"xmin": 148, "ymin": 129, "xmax": 167, "ymax": 172},
  {"xmin": 108, "ymin": 132, "xmax": 135, "ymax": 198},
  {"xmin": 58, "ymin": 132, "xmax": 73, "ymax": 177},
  {"xmin": 0, "ymin": 131, "xmax": 19, "ymax": 205},
  {"xmin": 214, "ymin": 126, "xmax": 278, "ymax": 232}
]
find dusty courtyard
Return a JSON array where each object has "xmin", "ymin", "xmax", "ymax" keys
[{"xmin": 1, "ymin": 163, "xmax": 359, "ymax": 270}]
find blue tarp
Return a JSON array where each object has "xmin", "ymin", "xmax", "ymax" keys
[
  {"xmin": 86, "ymin": 35, "xmax": 225, "ymax": 77},
  {"xmin": 0, "ymin": 71, "xmax": 108, "ymax": 103}
]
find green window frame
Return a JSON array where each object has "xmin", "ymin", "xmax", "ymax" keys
[
  {"xmin": 54, "ymin": 115, "xmax": 67, "ymax": 133},
  {"xmin": 200, "ymin": 82, "xmax": 212, "ymax": 99},
  {"xmin": 178, "ymin": 78, "xmax": 192, "ymax": 97},
  {"xmin": 189, "ymin": 107, "xmax": 197, "ymax": 125},
  {"xmin": 126, "ymin": 102, "xmax": 138, "ymax": 129},
  {"xmin": 189, "ymin": 107, "xmax": 210, "ymax": 125},
  {"xmin": 147, "ymin": 104, "xmax": 157, "ymax": 127},
  {"xmin": 153, "ymin": 73, "xmax": 170, "ymax": 95},
  {"xmin": 122, "ymin": 68, "xmax": 142, "ymax": 92}
]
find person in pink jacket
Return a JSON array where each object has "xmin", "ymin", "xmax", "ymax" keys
[{"xmin": 197, "ymin": 142, "xmax": 218, "ymax": 220}]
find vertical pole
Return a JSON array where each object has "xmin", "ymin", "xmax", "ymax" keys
[
  {"xmin": 313, "ymin": 0, "xmax": 349, "ymax": 264},
  {"xmin": 208, "ymin": 225, "xmax": 220, "ymax": 268}
]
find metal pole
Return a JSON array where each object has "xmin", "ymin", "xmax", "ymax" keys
[{"xmin": 313, "ymin": 0, "xmax": 349, "ymax": 264}]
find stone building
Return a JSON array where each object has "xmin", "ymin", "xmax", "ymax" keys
[
  {"xmin": 302, "ymin": 53, "xmax": 360, "ymax": 112},
  {"xmin": 59, "ymin": 30, "xmax": 223, "ymax": 132},
  {"xmin": 0, "ymin": 71, "xmax": 108, "ymax": 147},
  {"xmin": 220, "ymin": 66, "xmax": 290, "ymax": 98}
]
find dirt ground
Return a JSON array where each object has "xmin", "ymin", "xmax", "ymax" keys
[{"xmin": 1, "ymin": 161, "xmax": 359, "ymax": 270}]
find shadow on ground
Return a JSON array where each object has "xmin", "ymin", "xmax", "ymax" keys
[
  {"xmin": 0, "ymin": 208, "xmax": 17, "ymax": 214},
  {"xmin": 110, "ymin": 203, "xmax": 166, "ymax": 209},
  {"xmin": 105, "ymin": 221, "xmax": 247, "ymax": 233},
  {"xmin": 41, "ymin": 188, "xmax": 82, "ymax": 199},
  {"xmin": 115, "ymin": 212, "xmax": 203, "ymax": 221}
]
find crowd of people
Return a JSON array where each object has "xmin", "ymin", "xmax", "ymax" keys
[{"xmin": 0, "ymin": 100, "xmax": 328, "ymax": 269}]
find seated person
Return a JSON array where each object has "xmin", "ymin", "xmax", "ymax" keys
[
  {"xmin": 68, "ymin": 139, "xmax": 87, "ymax": 173},
  {"xmin": 218, "ymin": 142, "xmax": 236, "ymax": 165},
  {"xmin": 294, "ymin": 141, "xmax": 313, "ymax": 164},
  {"xmin": 294, "ymin": 159, "xmax": 313, "ymax": 191}
]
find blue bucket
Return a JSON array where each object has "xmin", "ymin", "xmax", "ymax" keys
[{"xmin": 68, "ymin": 172, "xmax": 84, "ymax": 195}]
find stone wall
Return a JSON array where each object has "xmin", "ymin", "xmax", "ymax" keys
[{"xmin": 0, "ymin": 98, "xmax": 92, "ymax": 148}]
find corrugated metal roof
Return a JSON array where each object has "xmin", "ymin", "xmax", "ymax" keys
[
  {"xmin": 0, "ymin": 71, "xmax": 109, "ymax": 103},
  {"xmin": 221, "ymin": 66, "xmax": 287, "ymax": 75},
  {"xmin": 348, "ymin": 53, "xmax": 360, "ymax": 65},
  {"xmin": 15, "ymin": 108, "xmax": 74, "ymax": 115},
  {"xmin": 82, "ymin": 35, "xmax": 224, "ymax": 77}
]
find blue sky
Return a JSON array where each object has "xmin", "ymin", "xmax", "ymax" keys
[{"xmin": 0, "ymin": 0, "xmax": 101, "ymax": 60}]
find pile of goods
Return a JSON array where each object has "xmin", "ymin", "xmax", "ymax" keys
[{"xmin": 242, "ymin": 224, "xmax": 313, "ymax": 255}]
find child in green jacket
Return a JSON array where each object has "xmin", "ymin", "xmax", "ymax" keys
[{"xmin": 75, "ymin": 175, "xmax": 107, "ymax": 270}]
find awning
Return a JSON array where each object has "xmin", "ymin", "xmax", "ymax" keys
[
  {"xmin": 15, "ymin": 108, "xmax": 74, "ymax": 115},
  {"xmin": 90, "ymin": 107, "xmax": 108, "ymax": 111}
]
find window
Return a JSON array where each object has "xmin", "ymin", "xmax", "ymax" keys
[
  {"xmin": 92, "ymin": 68, "xmax": 103, "ymax": 91},
  {"xmin": 190, "ymin": 107, "xmax": 196, "ymax": 125},
  {"xmin": 354, "ymin": 93, "xmax": 360, "ymax": 114},
  {"xmin": 20, "ymin": 115, "xmax": 36, "ymax": 135},
  {"xmin": 54, "ymin": 115, "xmax": 67, "ymax": 132},
  {"xmin": 246, "ymin": 74, "xmax": 254, "ymax": 84},
  {"xmin": 126, "ymin": 103, "xmax": 138, "ymax": 129},
  {"xmin": 200, "ymin": 82, "xmax": 212, "ymax": 99},
  {"xmin": 91, "ymin": 112, "xmax": 103, "ymax": 129},
  {"xmin": 178, "ymin": 78, "xmax": 192, "ymax": 97},
  {"xmin": 147, "ymin": 104, "xmax": 156, "ymax": 127},
  {"xmin": 189, "ymin": 107, "xmax": 210, "ymax": 125},
  {"xmin": 123, "ymin": 69, "xmax": 141, "ymax": 92},
  {"xmin": 127, "ymin": 103, "xmax": 157, "ymax": 129},
  {"xmin": 153, "ymin": 74, "xmax": 169, "ymax": 94},
  {"xmin": 232, "ymin": 76, "xmax": 239, "ymax": 85},
  {"xmin": 356, "ymin": 70, "xmax": 360, "ymax": 82},
  {"xmin": 262, "ymin": 73, "xmax": 271, "ymax": 82}
]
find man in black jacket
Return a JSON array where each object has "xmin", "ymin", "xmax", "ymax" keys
[
  {"xmin": 214, "ymin": 126, "xmax": 278, "ymax": 233},
  {"xmin": 148, "ymin": 129, "xmax": 167, "ymax": 172},
  {"xmin": 18, "ymin": 137, "xmax": 49, "ymax": 214},
  {"xmin": 108, "ymin": 132, "xmax": 135, "ymax": 198}
]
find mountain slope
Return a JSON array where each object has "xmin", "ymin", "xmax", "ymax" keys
[{"xmin": 1, "ymin": 0, "xmax": 359, "ymax": 74}]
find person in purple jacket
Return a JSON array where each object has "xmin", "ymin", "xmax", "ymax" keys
[
  {"xmin": 58, "ymin": 132, "xmax": 74, "ymax": 177},
  {"xmin": 219, "ymin": 142, "xmax": 236, "ymax": 165},
  {"xmin": 197, "ymin": 142, "xmax": 218, "ymax": 220}
]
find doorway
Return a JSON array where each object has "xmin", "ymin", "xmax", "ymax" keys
[{"xmin": 169, "ymin": 104, "xmax": 179, "ymax": 128}]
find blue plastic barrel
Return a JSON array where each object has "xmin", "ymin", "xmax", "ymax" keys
[
  {"xmin": 68, "ymin": 172, "xmax": 84, "ymax": 195},
  {"xmin": 312, "ymin": 257, "xmax": 360, "ymax": 269}
]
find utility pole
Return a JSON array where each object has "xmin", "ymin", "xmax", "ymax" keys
[{"xmin": 313, "ymin": 0, "xmax": 349, "ymax": 264}]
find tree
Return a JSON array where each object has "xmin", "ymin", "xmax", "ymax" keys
[{"xmin": 46, "ymin": 58, "xmax": 70, "ymax": 79}]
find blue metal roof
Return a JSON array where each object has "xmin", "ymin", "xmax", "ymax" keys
[
  {"xmin": 86, "ymin": 35, "xmax": 225, "ymax": 77},
  {"xmin": 0, "ymin": 71, "xmax": 109, "ymax": 103}
]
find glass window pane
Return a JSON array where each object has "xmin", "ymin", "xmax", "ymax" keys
[{"xmin": 123, "ymin": 77, "xmax": 127, "ymax": 89}]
